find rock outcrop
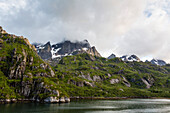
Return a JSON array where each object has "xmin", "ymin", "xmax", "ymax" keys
[
  {"xmin": 37, "ymin": 41, "xmax": 52, "ymax": 60},
  {"xmin": 108, "ymin": 54, "xmax": 116, "ymax": 59},
  {"xmin": 86, "ymin": 46, "xmax": 102, "ymax": 57}
]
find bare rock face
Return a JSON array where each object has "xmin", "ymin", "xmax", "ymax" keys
[
  {"xmin": 108, "ymin": 54, "xmax": 116, "ymax": 59},
  {"xmin": 121, "ymin": 76, "xmax": 131, "ymax": 87},
  {"xmin": 110, "ymin": 79, "xmax": 119, "ymax": 84},
  {"xmin": 93, "ymin": 75, "xmax": 102, "ymax": 82},
  {"xmin": 0, "ymin": 26, "xmax": 7, "ymax": 34},
  {"xmin": 141, "ymin": 76, "xmax": 154, "ymax": 89},
  {"xmin": 141, "ymin": 78, "xmax": 151, "ymax": 89},
  {"xmin": 86, "ymin": 46, "xmax": 102, "ymax": 57},
  {"xmin": 151, "ymin": 59, "xmax": 166, "ymax": 66},
  {"xmin": 37, "ymin": 42, "xmax": 52, "ymax": 60},
  {"xmin": 79, "ymin": 73, "xmax": 93, "ymax": 81},
  {"xmin": 33, "ymin": 40, "xmax": 102, "ymax": 60}
]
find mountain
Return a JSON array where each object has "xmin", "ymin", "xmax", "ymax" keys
[
  {"xmin": 1, "ymin": 25, "xmax": 170, "ymax": 103},
  {"xmin": 54, "ymin": 53, "xmax": 170, "ymax": 98},
  {"xmin": 0, "ymin": 26, "xmax": 69, "ymax": 103},
  {"xmin": 86, "ymin": 46, "xmax": 101, "ymax": 57},
  {"xmin": 34, "ymin": 41, "xmax": 52, "ymax": 60},
  {"xmin": 151, "ymin": 59, "xmax": 166, "ymax": 66},
  {"xmin": 120, "ymin": 55, "xmax": 140, "ymax": 62},
  {"xmin": 33, "ymin": 40, "xmax": 101, "ymax": 60},
  {"xmin": 108, "ymin": 54, "xmax": 116, "ymax": 59}
]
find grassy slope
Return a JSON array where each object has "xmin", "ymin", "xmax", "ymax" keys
[
  {"xmin": 0, "ymin": 33, "xmax": 169, "ymax": 99},
  {"xmin": 0, "ymin": 34, "xmax": 68, "ymax": 99},
  {"xmin": 54, "ymin": 53, "xmax": 170, "ymax": 98}
]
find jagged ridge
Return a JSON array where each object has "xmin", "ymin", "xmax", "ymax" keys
[{"xmin": 33, "ymin": 40, "xmax": 101, "ymax": 60}]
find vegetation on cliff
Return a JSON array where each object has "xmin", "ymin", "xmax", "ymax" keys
[
  {"xmin": 0, "ymin": 27, "xmax": 68, "ymax": 102},
  {"xmin": 54, "ymin": 53, "xmax": 170, "ymax": 98}
]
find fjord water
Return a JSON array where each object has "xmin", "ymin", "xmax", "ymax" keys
[{"xmin": 0, "ymin": 99, "xmax": 170, "ymax": 113}]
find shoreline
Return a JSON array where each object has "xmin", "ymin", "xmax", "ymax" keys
[
  {"xmin": 0, "ymin": 97, "xmax": 169, "ymax": 104},
  {"xmin": 70, "ymin": 97, "xmax": 170, "ymax": 100}
]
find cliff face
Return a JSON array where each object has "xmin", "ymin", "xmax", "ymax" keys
[
  {"xmin": 86, "ymin": 46, "xmax": 101, "ymax": 57},
  {"xmin": 37, "ymin": 42, "xmax": 52, "ymax": 60},
  {"xmin": 0, "ymin": 26, "xmax": 68, "ymax": 102},
  {"xmin": 33, "ymin": 40, "xmax": 102, "ymax": 60}
]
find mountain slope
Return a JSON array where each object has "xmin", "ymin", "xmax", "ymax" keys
[
  {"xmin": 151, "ymin": 59, "xmax": 166, "ymax": 66},
  {"xmin": 120, "ymin": 55, "xmax": 140, "ymax": 62},
  {"xmin": 53, "ymin": 53, "xmax": 170, "ymax": 98},
  {"xmin": 0, "ymin": 26, "xmax": 69, "ymax": 102}
]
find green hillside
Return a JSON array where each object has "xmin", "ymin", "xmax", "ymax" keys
[
  {"xmin": 54, "ymin": 53, "xmax": 170, "ymax": 98},
  {"xmin": 0, "ymin": 26, "xmax": 169, "ymax": 102},
  {"xmin": 0, "ymin": 30, "xmax": 68, "ymax": 101}
]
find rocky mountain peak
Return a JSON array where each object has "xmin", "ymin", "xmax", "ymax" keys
[
  {"xmin": 44, "ymin": 41, "xmax": 52, "ymax": 51},
  {"xmin": 108, "ymin": 54, "xmax": 116, "ymax": 59},
  {"xmin": 34, "ymin": 39, "xmax": 98, "ymax": 59},
  {"xmin": 35, "ymin": 41, "xmax": 52, "ymax": 60},
  {"xmin": 86, "ymin": 46, "xmax": 102, "ymax": 57},
  {"xmin": 120, "ymin": 54, "xmax": 140, "ymax": 62},
  {"xmin": 151, "ymin": 59, "xmax": 166, "ymax": 66}
]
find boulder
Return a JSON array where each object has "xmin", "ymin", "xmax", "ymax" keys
[
  {"xmin": 44, "ymin": 97, "xmax": 59, "ymax": 103},
  {"xmin": 65, "ymin": 97, "xmax": 70, "ymax": 103},
  {"xmin": 59, "ymin": 97, "xmax": 65, "ymax": 103},
  {"xmin": 110, "ymin": 79, "xmax": 119, "ymax": 84}
]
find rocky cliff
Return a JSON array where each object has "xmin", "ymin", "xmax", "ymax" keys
[
  {"xmin": 0, "ymin": 26, "xmax": 69, "ymax": 103},
  {"xmin": 37, "ymin": 41, "xmax": 52, "ymax": 60},
  {"xmin": 33, "ymin": 40, "xmax": 101, "ymax": 60}
]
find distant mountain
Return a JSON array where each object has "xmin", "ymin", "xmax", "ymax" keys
[
  {"xmin": 33, "ymin": 40, "xmax": 101, "ymax": 60},
  {"xmin": 108, "ymin": 54, "xmax": 116, "ymax": 59},
  {"xmin": 120, "ymin": 55, "xmax": 140, "ymax": 62},
  {"xmin": 35, "ymin": 40, "xmax": 168, "ymax": 67},
  {"xmin": 151, "ymin": 59, "xmax": 166, "ymax": 66}
]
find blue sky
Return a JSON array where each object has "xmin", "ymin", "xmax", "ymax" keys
[{"xmin": 0, "ymin": 0, "xmax": 170, "ymax": 63}]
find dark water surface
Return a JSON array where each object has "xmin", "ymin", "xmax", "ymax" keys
[{"xmin": 0, "ymin": 99, "xmax": 170, "ymax": 113}]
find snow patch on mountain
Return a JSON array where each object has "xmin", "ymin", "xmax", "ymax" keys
[
  {"xmin": 120, "ymin": 55, "xmax": 140, "ymax": 62},
  {"xmin": 150, "ymin": 59, "xmax": 166, "ymax": 66}
]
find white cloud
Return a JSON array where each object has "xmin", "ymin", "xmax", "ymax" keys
[
  {"xmin": 0, "ymin": 0, "xmax": 170, "ymax": 63},
  {"xmin": 0, "ymin": 0, "xmax": 27, "ymax": 15}
]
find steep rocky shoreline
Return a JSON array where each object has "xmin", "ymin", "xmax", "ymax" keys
[
  {"xmin": 0, "ymin": 26, "xmax": 69, "ymax": 103},
  {"xmin": 0, "ymin": 97, "xmax": 70, "ymax": 103}
]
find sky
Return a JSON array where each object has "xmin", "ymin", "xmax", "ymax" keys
[{"xmin": 0, "ymin": 0, "xmax": 170, "ymax": 63}]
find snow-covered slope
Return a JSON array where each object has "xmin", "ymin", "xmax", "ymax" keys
[
  {"xmin": 120, "ymin": 55, "xmax": 140, "ymax": 62},
  {"xmin": 150, "ymin": 59, "xmax": 166, "ymax": 66}
]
